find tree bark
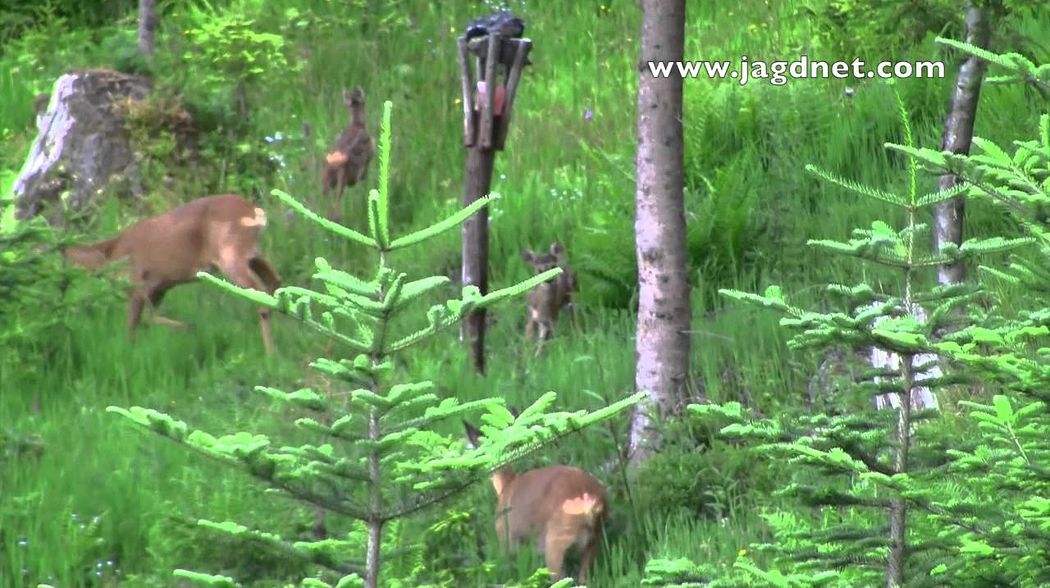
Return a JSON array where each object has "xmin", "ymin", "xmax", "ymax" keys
[
  {"xmin": 628, "ymin": 0, "xmax": 691, "ymax": 468},
  {"xmin": 886, "ymin": 356, "xmax": 915, "ymax": 587},
  {"xmin": 462, "ymin": 146, "xmax": 494, "ymax": 375},
  {"xmin": 364, "ymin": 410, "xmax": 383, "ymax": 588},
  {"xmin": 934, "ymin": 2, "xmax": 992, "ymax": 285},
  {"xmin": 137, "ymin": 0, "xmax": 157, "ymax": 58}
]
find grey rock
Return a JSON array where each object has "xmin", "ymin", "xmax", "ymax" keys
[{"xmin": 13, "ymin": 68, "xmax": 154, "ymax": 222}]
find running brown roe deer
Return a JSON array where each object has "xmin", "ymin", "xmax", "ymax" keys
[
  {"xmin": 62, "ymin": 194, "xmax": 282, "ymax": 353},
  {"xmin": 522, "ymin": 241, "xmax": 577, "ymax": 355},
  {"xmin": 321, "ymin": 86, "xmax": 374, "ymax": 220},
  {"xmin": 464, "ymin": 420, "xmax": 607, "ymax": 584}
]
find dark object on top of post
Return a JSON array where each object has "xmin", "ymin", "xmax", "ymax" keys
[
  {"xmin": 457, "ymin": 11, "xmax": 533, "ymax": 375},
  {"xmin": 465, "ymin": 10, "xmax": 525, "ymax": 41}
]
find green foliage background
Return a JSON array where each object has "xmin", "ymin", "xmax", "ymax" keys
[{"xmin": 1, "ymin": 0, "xmax": 1048, "ymax": 585}]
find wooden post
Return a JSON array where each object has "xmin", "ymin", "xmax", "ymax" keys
[
  {"xmin": 462, "ymin": 149, "xmax": 495, "ymax": 374},
  {"xmin": 457, "ymin": 12, "xmax": 532, "ymax": 374},
  {"xmin": 456, "ymin": 37, "xmax": 475, "ymax": 147}
]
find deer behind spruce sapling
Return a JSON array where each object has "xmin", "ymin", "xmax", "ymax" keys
[
  {"xmin": 464, "ymin": 419, "xmax": 607, "ymax": 584},
  {"xmin": 522, "ymin": 241, "xmax": 577, "ymax": 355},
  {"xmin": 62, "ymin": 194, "xmax": 282, "ymax": 353},
  {"xmin": 321, "ymin": 86, "xmax": 374, "ymax": 220}
]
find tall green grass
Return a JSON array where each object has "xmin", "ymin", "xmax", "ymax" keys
[{"xmin": 2, "ymin": 0, "xmax": 1048, "ymax": 584}]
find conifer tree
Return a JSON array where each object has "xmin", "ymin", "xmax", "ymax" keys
[
  {"xmin": 689, "ymin": 94, "xmax": 1024, "ymax": 585},
  {"xmin": 644, "ymin": 39, "xmax": 1050, "ymax": 587},
  {"xmin": 108, "ymin": 99, "xmax": 642, "ymax": 588},
  {"xmin": 888, "ymin": 40, "xmax": 1050, "ymax": 583}
]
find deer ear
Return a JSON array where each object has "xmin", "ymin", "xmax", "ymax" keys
[
  {"xmin": 549, "ymin": 241, "xmax": 564, "ymax": 255},
  {"xmin": 521, "ymin": 249, "xmax": 535, "ymax": 263}
]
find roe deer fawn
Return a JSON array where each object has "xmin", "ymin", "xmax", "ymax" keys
[
  {"xmin": 62, "ymin": 194, "xmax": 282, "ymax": 353},
  {"xmin": 522, "ymin": 241, "xmax": 577, "ymax": 355},
  {"xmin": 464, "ymin": 420, "xmax": 607, "ymax": 584},
  {"xmin": 321, "ymin": 86, "xmax": 374, "ymax": 220}
]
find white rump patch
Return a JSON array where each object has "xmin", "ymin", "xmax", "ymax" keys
[
  {"xmin": 561, "ymin": 492, "xmax": 600, "ymax": 516},
  {"xmin": 326, "ymin": 151, "xmax": 349, "ymax": 166},
  {"xmin": 240, "ymin": 207, "xmax": 267, "ymax": 227}
]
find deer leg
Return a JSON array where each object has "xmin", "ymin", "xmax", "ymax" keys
[
  {"xmin": 577, "ymin": 536, "xmax": 599, "ymax": 584},
  {"xmin": 126, "ymin": 293, "xmax": 147, "ymax": 340},
  {"xmin": 329, "ymin": 167, "xmax": 348, "ymax": 221},
  {"xmin": 534, "ymin": 322, "xmax": 551, "ymax": 357},
  {"xmin": 541, "ymin": 320, "xmax": 554, "ymax": 341},
  {"xmin": 149, "ymin": 316, "xmax": 189, "ymax": 329},
  {"xmin": 145, "ymin": 287, "xmax": 188, "ymax": 329},
  {"xmin": 313, "ymin": 508, "xmax": 328, "ymax": 540},
  {"xmin": 321, "ymin": 167, "xmax": 332, "ymax": 197},
  {"xmin": 247, "ymin": 258, "xmax": 280, "ymax": 355},
  {"xmin": 565, "ymin": 299, "xmax": 578, "ymax": 331},
  {"xmin": 542, "ymin": 530, "xmax": 573, "ymax": 581},
  {"xmin": 320, "ymin": 167, "xmax": 334, "ymax": 214},
  {"xmin": 259, "ymin": 307, "xmax": 274, "ymax": 355},
  {"xmin": 218, "ymin": 260, "xmax": 275, "ymax": 355},
  {"xmin": 248, "ymin": 257, "xmax": 282, "ymax": 293},
  {"xmin": 537, "ymin": 317, "xmax": 557, "ymax": 357},
  {"xmin": 321, "ymin": 339, "xmax": 336, "ymax": 358}
]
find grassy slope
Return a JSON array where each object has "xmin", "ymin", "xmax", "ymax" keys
[{"xmin": 1, "ymin": 0, "xmax": 1047, "ymax": 585}]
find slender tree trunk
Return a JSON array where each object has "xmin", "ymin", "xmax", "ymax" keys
[
  {"xmin": 886, "ymin": 355, "xmax": 915, "ymax": 587},
  {"xmin": 934, "ymin": 2, "xmax": 992, "ymax": 285},
  {"xmin": 628, "ymin": 0, "xmax": 691, "ymax": 468},
  {"xmin": 364, "ymin": 410, "xmax": 383, "ymax": 588},
  {"xmin": 138, "ymin": 0, "xmax": 157, "ymax": 57}
]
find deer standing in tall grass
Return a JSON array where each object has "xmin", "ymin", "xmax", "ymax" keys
[
  {"xmin": 62, "ymin": 194, "xmax": 282, "ymax": 353},
  {"xmin": 464, "ymin": 420, "xmax": 607, "ymax": 584},
  {"xmin": 321, "ymin": 86, "xmax": 374, "ymax": 221},
  {"xmin": 522, "ymin": 241, "xmax": 577, "ymax": 355}
]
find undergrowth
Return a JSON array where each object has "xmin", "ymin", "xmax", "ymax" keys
[{"xmin": 1, "ymin": 0, "xmax": 1048, "ymax": 585}]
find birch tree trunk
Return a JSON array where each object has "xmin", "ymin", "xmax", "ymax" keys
[
  {"xmin": 934, "ymin": 2, "xmax": 991, "ymax": 285},
  {"xmin": 138, "ymin": 0, "xmax": 157, "ymax": 57},
  {"xmin": 628, "ymin": 0, "xmax": 691, "ymax": 468}
]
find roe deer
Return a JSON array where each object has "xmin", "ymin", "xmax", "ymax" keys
[
  {"xmin": 522, "ymin": 241, "xmax": 577, "ymax": 355},
  {"xmin": 321, "ymin": 86, "xmax": 374, "ymax": 220},
  {"xmin": 62, "ymin": 194, "xmax": 282, "ymax": 353},
  {"xmin": 464, "ymin": 420, "xmax": 607, "ymax": 584}
]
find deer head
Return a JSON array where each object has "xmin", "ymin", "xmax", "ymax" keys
[{"xmin": 344, "ymin": 86, "xmax": 366, "ymax": 111}]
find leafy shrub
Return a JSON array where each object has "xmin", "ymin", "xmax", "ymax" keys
[
  {"xmin": 180, "ymin": 1, "xmax": 297, "ymax": 117},
  {"xmin": 98, "ymin": 28, "xmax": 152, "ymax": 76},
  {"xmin": 800, "ymin": 0, "xmax": 961, "ymax": 59}
]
